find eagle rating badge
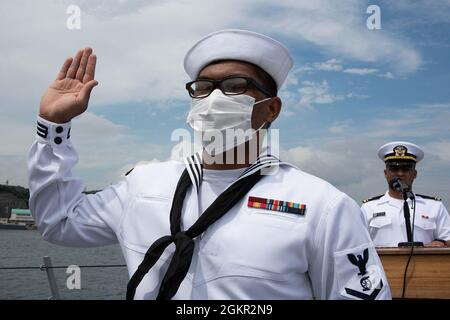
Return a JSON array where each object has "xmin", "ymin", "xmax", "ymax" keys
[{"xmin": 340, "ymin": 249, "xmax": 384, "ymax": 300}]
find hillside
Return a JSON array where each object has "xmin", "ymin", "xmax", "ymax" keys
[
  {"xmin": 0, "ymin": 184, "xmax": 30, "ymax": 202},
  {"xmin": 0, "ymin": 184, "xmax": 101, "ymax": 209}
]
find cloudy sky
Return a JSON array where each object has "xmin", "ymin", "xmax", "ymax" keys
[{"xmin": 1, "ymin": 0, "xmax": 449, "ymax": 208}]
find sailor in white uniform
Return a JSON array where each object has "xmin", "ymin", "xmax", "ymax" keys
[
  {"xmin": 361, "ymin": 141, "xmax": 450, "ymax": 247},
  {"xmin": 28, "ymin": 29, "xmax": 391, "ymax": 300}
]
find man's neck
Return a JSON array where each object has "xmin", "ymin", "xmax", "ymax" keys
[
  {"xmin": 203, "ymin": 162, "xmax": 249, "ymax": 170},
  {"xmin": 388, "ymin": 188, "xmax": 412, "ymax": 200},
  {"xmin": 202, "ymin": 151, "xmax": 253, "ymax": 170},
  {"xmin": 202, "ymin": 144, "xmax": 263, "ymax": 170}
]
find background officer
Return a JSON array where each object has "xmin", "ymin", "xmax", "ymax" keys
[{"xmin": 361, "ymin": 141, "xmax": 450, "ymax": 247}]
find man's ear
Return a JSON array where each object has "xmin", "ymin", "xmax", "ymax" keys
[
  {"xmin": 266, "ymin": 97, "xmax": 282, "ymax": 122},
  {"xmin": 413, "ymin": 168, "xmax": 417, "ymax": 179}
]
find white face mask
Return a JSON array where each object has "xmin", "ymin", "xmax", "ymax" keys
[{"xmin": 187, "ymin": 89, "xmax": 271, "ymax": 156}]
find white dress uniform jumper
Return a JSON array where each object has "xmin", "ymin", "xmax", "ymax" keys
[
  {"xmin": 27, "ymin": 116, "xmax": 391, "ymax": 300},
  {"xmin": 362, "ymin": 192, "xmax": 450, "ymax": 247}
]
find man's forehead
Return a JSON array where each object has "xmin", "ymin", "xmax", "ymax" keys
[
  {"xmin": 197, "ymin": 60, "xmax": 259, "ymax": 78},
  {"xmin": 386, "ymin": 161, "xmax": 416, "ymax": 167}
]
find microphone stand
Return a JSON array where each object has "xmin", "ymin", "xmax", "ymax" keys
[
  {"xmin": 398, "ymin": 190, "xmax": 423, "ymax": 298},
  {"xmin": 398, "ymin": 190, "xmax": 423, "ymax": 247}
]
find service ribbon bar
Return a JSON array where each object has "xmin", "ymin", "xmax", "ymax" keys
[{"xmin": 248, "ymin": 196, "xmax": 306, "ymax": 215}]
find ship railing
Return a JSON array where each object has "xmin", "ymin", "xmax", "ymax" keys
[{"xmin": 0, "ymin": 256, "xmax": 126, "ymax": 299}]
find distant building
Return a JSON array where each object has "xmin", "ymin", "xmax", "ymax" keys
[
  {"xmin": 9, "ymin": 209, "xmax": 34, "ymax": 225},
  {"xmin": 0, "ymin": 185, "xmax": 32, "ymax": 229}
]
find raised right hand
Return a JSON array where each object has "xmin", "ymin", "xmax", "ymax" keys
[{"xmin": 39, "ymin": 47, "xmax": 98, "ymax": 123}]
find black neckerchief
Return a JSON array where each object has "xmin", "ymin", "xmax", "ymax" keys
[{"xmin": 126, "ymin": 152, "xmax": 284, "ymax": 300}]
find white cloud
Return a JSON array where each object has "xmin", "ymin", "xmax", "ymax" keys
[
  {"xmin": 0, "ymin": 0, "xmax": 445, "ymax": 194},
  {"xmin": 69, "ymin": 0, "xmax": 157, "ymax": 17},
  {"xmin": 0, "ymin": 111, "xmax": 174, "ymax": 189},
  {"xmin": 169, "ymin": 140, "xmax": 202, "ymax": 163},
  {"xmin": 425, "ymin": 141, "xmax": 450, "ymax": 164},
  {"xmin": 0, "ymin": 0, "xmax": 425, "ymax": 113},
  {"xmin": 0, "ymin": 0, "xmax": 250, "ymax": 189},
  {"xmin": 281, "ymin": 135, "xmax": 450, "ymax": 208},
  {"xmin": 0, "ymin": 0, "xmax": 252, "ymax": 112},
  {"xmin": 298, "ymin": 80, "xmax": 347, "ymax": 108},
  {"xmin": 0, "ymin": 156, "xmax": 29, "ymax": 188},
  {"xmin": 313, "ymin": 59, "xmax": 343, "ymax": 71},
  {"xmin": 363, "ymin": 108, "xmax": 450, "ymax": 139},
  {"xmin": 279, "ymin": 103, "xmax": 450, "ymax": 206},
  {"xmin": 328, "ymin": 120, "xmax": 353, "ymax": 134},
  {"xmin": 378, "ymin": 71, "xmax": 395, "ymax": 79},
  {"xmin": 417, "ymin": 103, "xmax": 450, "ymax": 109},
  {"xmin": 296, "ymin": 58, "xmax": 394, "ymax": 79},
  {"xmin": 251, "ymin": 0, "xmax": 422, "ymax": 75},
  {"xmin": 344, "ymin": 68, "xmax": 378, "ymax": 75},
  {"xmin": 384, "ymin": 1, "xmax": 450, "ymax": 28},
  {"xmin": 0, "ymin": 118, "xmax": 35, "ymax": 157},
  {"xmin": 70, "ymin": 113, "xmax": 173, "ymax": 187},
  {"xmin": 281, "ymin": 137, "xmax": 387, "ymax": 202}
]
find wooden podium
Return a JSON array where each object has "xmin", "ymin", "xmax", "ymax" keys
[{"xmin": 377, "ymin": 247, "xmax": 450, "ymax": 299}]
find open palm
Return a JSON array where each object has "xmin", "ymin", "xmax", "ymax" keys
[{"xmin": 40, "ymin": 47, "xmax": 98, "ymax": 123}]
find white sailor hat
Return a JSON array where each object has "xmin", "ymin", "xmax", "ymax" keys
[
  {"xmin": 184, "ymin": 29, "xmax": 294, "ymax": 90},
  {"xmin": 377, "ymin": 141, "xmax": 424, "ymax": 163}
]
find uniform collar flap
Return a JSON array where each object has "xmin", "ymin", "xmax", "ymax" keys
[
  {"xmin": 384, "ymin": 191, "xmax": 402, "ymax": 208},
  {"xmin": 183, "ymin": 148, "xmax": 296, "ymax": 192}
]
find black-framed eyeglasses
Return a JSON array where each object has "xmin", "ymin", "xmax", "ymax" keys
[{"xmin": 185, "ymin": 76, "xmax": 273, "ymax": 99}]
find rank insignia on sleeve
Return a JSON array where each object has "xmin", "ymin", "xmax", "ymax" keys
[
  {"xmin": 247, "ymin": 196, "xmax": 306, "ymax": 215},
  {"xmin": 339, "ymin": 248, "xmax": 384, "ymax": 300}
]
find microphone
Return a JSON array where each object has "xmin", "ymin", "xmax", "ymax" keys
[
  {"xmin": 390, "ymin": 177, "xmax": 423, "ymax": 247},
  {"xmin": 389, "ymin": 177, "xmax": 414, "ymax": 200}
]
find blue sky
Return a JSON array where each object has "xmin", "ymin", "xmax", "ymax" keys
[{"xmin": 0, "ymin": 0, "xmax": 449, "ymax": 207}]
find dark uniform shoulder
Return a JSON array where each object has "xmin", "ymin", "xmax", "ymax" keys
[
  {"xmin": 416, "ymin": 194, "xmax": 442, "ymax": 201},
  {"xmin": 362, "ymin": 195, "xmax": 384, "ymax": 204}
]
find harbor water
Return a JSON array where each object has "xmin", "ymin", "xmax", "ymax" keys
[{"xmin": 0, "ymin": 229, "xmax": 128, "ymax": 300}]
